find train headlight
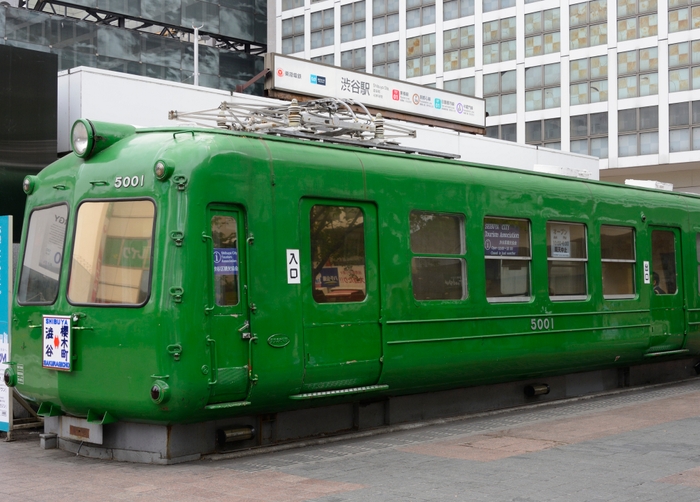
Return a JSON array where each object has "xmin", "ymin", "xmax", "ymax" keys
[
  {"xmin": 22, "ymin": 175, "xmax": 36, "ymax": 195},
  {"xmin": 150, "ymin": 380, "xmax": 170, "ymax": 404},
  {"xmin": 71, "ymin": 119, "xmax": 94, "ymax": 158},
  {"xmin": 4, "ymin": 367, "xmax": 17, "ymax": 388},
  {"xmin": 154, "ymin": 160, "xmax": 174, "ymax": 181}
]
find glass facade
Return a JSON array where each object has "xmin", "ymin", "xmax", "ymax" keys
[{"xmin": 0, "ymin": 5, "xmax": 264, "ymax": 92}]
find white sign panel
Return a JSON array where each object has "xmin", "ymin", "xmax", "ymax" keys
[
  {"xmin": 644, "ymin": 261, "xmax": 651, "ymax": 284},
  {"xmin": 266, "ymin": 53, "xmax": 485, "ymax": 129},
  {"xmin": 42, "ymin": 315, "xmax": 72, "ymax": 371},
  {"xmin": 287, "ymin": 249, "xmax": 301, "ymax": 284},
  {"xmin": 550, "ymin": 224, "xmax": 571, "ymax": 258}
]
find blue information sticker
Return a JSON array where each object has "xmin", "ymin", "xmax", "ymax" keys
[{"xmin": 214, "ymin": 248, "xmax": 238, "ymax": 275}]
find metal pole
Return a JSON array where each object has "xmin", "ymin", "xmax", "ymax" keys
[{"xmin": 193, "ymin": 25, "xmax": 203, "ymax": 86}]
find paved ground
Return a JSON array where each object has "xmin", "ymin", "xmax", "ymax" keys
[{"xmin": 3, "ymin": 379, "xmax": 700, "ymax": 501}]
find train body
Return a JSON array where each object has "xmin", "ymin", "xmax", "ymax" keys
[{"xmin": 7, "ymin": 119, "xmax": 700, "ymax": 427}]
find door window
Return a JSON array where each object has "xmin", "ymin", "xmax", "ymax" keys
[
  {"xmin": 211, "ymin": 215, "xmax": 239, "ymax": 306},
  {"xmin": 310, "ymin": 205, "xmax": 366, "ymax": 303},
  {"xmin": 651, "ymin": 230, "xmax": 677, "ymax": 295}
]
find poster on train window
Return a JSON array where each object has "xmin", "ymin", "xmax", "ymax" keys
[
  {"xmin": 484, "ymin": 222, "xmax": 521, "ymax": 257},
  {"xmin": 550, "ymin": 225, "xmax": 571, "ymax": 258},
  {"xmin": 0, "ymin": 215, "xmax": 12, "ymax": 432},
  {"xmin": 42, "ymin": 315, "xmax": 72, "ymax": 371}
]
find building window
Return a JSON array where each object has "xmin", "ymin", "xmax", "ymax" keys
[
  {"xmin": 483, "ymin": 17, "xmax": 516, "ymax": 64},
  {"xmin": 341, "ymin": 48, "xmax": 366, "ymax": 71},
  {"xmin": 410, "ymin": 211, "xmax": 466, "ymax": 300},
  {"xmin": 618, "ymin": 48, "xmax": 658, "ymax": 99},
  {"xmin": 569, "ymin": 55, "xmax": 608, "ymax": 105},
  {"xmin": 525, "ymin": 118, "xmax": 561, "ymax": 150},
  {"xmin": 669, "ymin": 100, "xmax": 700, "ymax": 152},
  {"xmin": 444, "ymin": 0, "xmax": 475, "ymax": 20},
  {"xmin": 407, "ymin": 33, "xmax": 436, "ymax": 78},
  {"xmin": 444, "ymin": 76, "xmax": 476, "ymax": 96},
  {"xmin": 601, "ymin": 225, "xmax": 636, "ymax": 299},
  {"xmin": 444, "ymin": 25, "xmax": 475, "ymax": 72},
  {"xmin": 373, "ymin": 0, "xmax": 399, "ymax": 35},
  {"xmin": 669, "ymin": 41, "xmax": 700, "ymax": 92},
  {"xmin": 617, "ymin": 0, "xmax": 658, "ymax": 41},
  {"xmin": 282, "ymin": 0, "xmax": 304, "ymax": 11},
  {"xmin": 282, "ymin": 15, "xmax": 304, "ymax": 54},
  {"xmin": 485, "ymin": 123, "xmax": 516, "ymax": 141},
  {"xmin": 570, "ymin": 112, "xmax": 609, "ymax": 158},
  {"xmin": 407, "ymin": 0, "xmax": 436, "ymax": 29},
  {"xmin": 547, "ymin": 222, "xmax": 587, "ymax": 300},
  {"xmin": 373, "ymin": 42, "xmax": 399, "ymax": 79},
  {"xmin": 525, "ymin": 63, "xmax": 561, "ymax": 111},
  {"xmin": 570, "ymin": 0, "xmax": 607, "ymax": 49},
  {"xmin": 310, "ymin": 8, "xmax": 334, "ymax": 49},
  {"xmin": 618, "ymin": 106, "xmax": 658, "ymax": 156},
  {"xmin": 484, "ymin": 70, "xmax": 516, "ymax": 116},
  {"xmin": 484, "ymin": 217, "xmax": 531, "ymax": 302},
  {"xmin": 311, "ymin": 54, "xmax": 335, "ymax": 65},
  {"xmin": 484, "ymin": 0, "xmax": 515, "ymax": 13},
  {"xmin": 525, "ymin": 8, "xmax": 560, "ymax": 57},
  {"xmin": 668, "ymin": 0, "xmax": 700, "ymax": 33},
  {"xmin": 341, "ymin": 1, "xmax": 365, "ymax": 43}
]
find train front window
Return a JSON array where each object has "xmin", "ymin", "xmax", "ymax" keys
[
  {"xmin": 601, "ymin": 225, "xmax": 636, "ymax": 298},
  {"xmin": 17, "ymin": 204, "xmax": 69, "ymax": 304},
  {"xmin": 484, "ymin": 217, "xmax": 531, "ymax": 302},
  {"xmin": 310, "ymin": 205, "xmax": 367, "ymax": 303},
  {"xmin": 410, "ymin": 211, "xmax": 466, "ymax": 300},
  {"xmin": 68, "ymin": 200, "xmax": 155, "ymax": 305}
]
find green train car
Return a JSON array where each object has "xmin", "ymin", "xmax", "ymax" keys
[{"xmin": 6, "ymin": 118, "xmax": 700, "ymax": 429}]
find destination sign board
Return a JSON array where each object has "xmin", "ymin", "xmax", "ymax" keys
[{"xmin": 265, "ymin": 53, "xmax": 485, "ymax": 129}]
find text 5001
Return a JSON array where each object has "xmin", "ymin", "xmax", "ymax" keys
[{"xmin": 115, "ymin": 176, "xmax": 145, "ymax": 189}]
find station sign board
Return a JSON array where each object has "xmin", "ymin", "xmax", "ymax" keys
[
  {"xmin": 0, "ymin": 216, "xmax": 12, "ymax": 432},
  {"xmin": 264, "ymin": 53, "xmax": 485, "ymax": 129}
]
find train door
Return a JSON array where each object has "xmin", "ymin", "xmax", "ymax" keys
[
  {"xmin": 204, "ymin": 205, "xmax": 251, "ymax": 405},
  {"xmin": 649, "ymin": 227, "xmax": 686, "ymax": 351},
  {"xmin": 300, "ymin": 199, "xmax": 383, "ymax": 393}
]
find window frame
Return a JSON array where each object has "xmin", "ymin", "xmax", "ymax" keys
[
  {"xmin": 600, "ymin": 224, "xmax": 637, "ymax": 299},
  {"xmin": 17, "ymin": 203, "xmax": 70, "ymax": 306},
  {"xmin": 409, "ymin": 210, "xmax": 467, "ymax": 302},
  {"xmin": 484, "ymin": 216, "xmax": 532, "ymax": 303},
  {"xmin": 67, "ymin": 197, "xmax": 156, "ymax": 308},
  {"xmin": 547, "ymin": 221, "xmax": 589, "ymax": 301}
]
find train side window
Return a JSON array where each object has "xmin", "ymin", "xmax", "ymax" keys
[
  {"xmin": 484, "ymin": 217, "xmax": 531, "ymax": 302},
  {"xmin": 68, "ymin": 200, "xmax": 154, "ymax": 305},
  {"xmin": 600, "ymin": 225, "xmax": 636, "ymax": 299},
  {"xmin": 409, "ymin": 211, "xmax": 466, "ymax": 300},
  {"xmin": 17, "ymin": 204, "xmax": 69, "ymax": 305},
  {"xmin": 547, "ymin": 222, "xmax": 588, "ymax": 300},
  {"xmin": 310, "ymin": 205, "xmax": 366, "ymax": 303},
  {"xmin": 211, "ymin": 215, "xmax": 239, "ymax": 306}
]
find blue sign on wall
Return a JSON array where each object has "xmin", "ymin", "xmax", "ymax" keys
[
  {"xmin": 321, "ymin": 267, "xmax": 340, "ymax": 288},
  {"xmin": 0, "ymin": 215, "xmax": 12, "ymax": 432}
]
